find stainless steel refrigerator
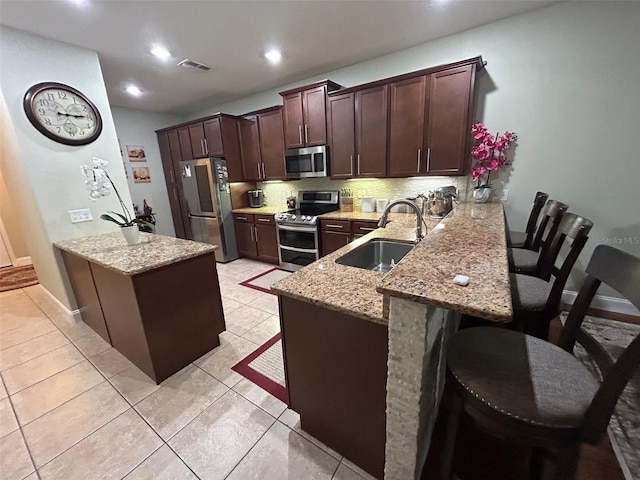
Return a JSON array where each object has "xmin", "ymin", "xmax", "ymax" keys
[{"xmin": 179, "ymin": 157, "xmax": 239, "ymax": 263}]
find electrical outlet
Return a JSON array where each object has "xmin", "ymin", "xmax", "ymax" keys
[
  {"xmin": 500, "ymin": 189, "xmax": 509, "ymax": 202},
  {"xmin": 68, "ymin": 208, "xmax": 93, "ymax": 223}
]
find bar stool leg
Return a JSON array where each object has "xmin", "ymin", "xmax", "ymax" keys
[{"xmin": 440, "ymin": 393, "xmax": 463, "ymax": 480}]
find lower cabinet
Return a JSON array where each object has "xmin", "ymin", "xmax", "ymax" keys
[
  {"xmin": 233, "ymin": 213, "xmax": 279, "ymax": 264},
  {"xmin": 320, "ymin": 219, "xmax": 378, "ymax": 257}
]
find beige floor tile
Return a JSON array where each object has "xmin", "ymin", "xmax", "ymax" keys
[
  {"xmin": 38, "ymin": 409, "xmax": 163, "ymax": 480},
  {"xmin": 0, "ymin": 380, "xmax": 6, "ymax": 400},
  {"xmin": 0, "ymin": 294, "xmax": 43, "ymax": 324},
  {"xmin": 340, "ymin": 458, "xmax": 378, "ymax": 480},
  {"xmin": 279, "ymin": 409, "xmax": 343, "ymax": 461},
  {"xmin": 57, "ymin": 317, "xmax": 99, "ymax": 341},
  {"xmin": 227, "ymin": 420, "xmax": 339, "ymax": 479},
  {"xmin": 22, "ymin": 472, "xmax": 39, "ymax": 480},
  {"xmin": 48, "ymin": 311, "xmax": 81, "ymax": 330},
  {"xmin": 198, "ymin": 337, "xmax": 260, "ymax": 387},
  {"xmin": 0, "ymin": 329, "xmax": 69, "ymax": 371},
  {"xmin": 135, "ymin": 365, "xmax": 228, "ymax": 440},
  {"xmin": 220, "ymin": 284, "xmax": 266, "ymax": 305},
  {"xmin": 225, "ymin": 305, "xmax": 272, "ymax": 336},
  {"xmin": 89, "ymin": 347, "xmax": 135, "ymax": 378},
  {"xmin": 11, "ymin": 360, "xmax": 104, "ymax": 426},
  {"xmin": 0, "ymin": 397, "xmax": 18, "ymax": 438},
  {"xmin": 23, "ymin": 381, "xmax": 129, "ymax": 468},
  {"xmin": 108, "ymin": 365, "xmax": 162, "ymax": 406},
  {"xmin": 247, "ymin": 293, "xmax": 280, "ymax": 315},
  {"xmin": 71, "ymin": 329, "xmax": 111, "ymax": 357},
  {"xmin": 169, "ymin": 390, "xmax": 275, "ymax": 480},
  {"xmin": 222, "ymin": 296, "xmax": 243, "ymax": 315},
  {"xmin": 0, "ymin": 288, "xmax": 28, "ymax": 303},
  {"xmin": 192, "ymin": 330, "xmax": 240, "ymax": 366},
  {"xmin": 2, "ymin": 343, "xmax": 84, "ymax": 395},
  {"xmin": 232, "ymin": 378, "xmax": 287, "ymax": 418},
  {"xmin": 242, "ymin": 315, "xmax": 281, "ymax": 345},
  {"xmin": 123, "ymin": 444, "xmax": 198, "ymax": 480},
  {"xmin": 0, "ymin": 316, "xmax": 57, "ymax": 351},
  {"xmin": 333, "ymin": 462, "xmax": 367, "ymax": 480},
  {"xmin": 0, "ymin": 430, "xmax": 35, "ymax": 479}
]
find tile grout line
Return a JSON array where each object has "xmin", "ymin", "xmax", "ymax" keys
[{"xmin": 0, "ymin": 333, "xmax": 72, "ymax": 373}]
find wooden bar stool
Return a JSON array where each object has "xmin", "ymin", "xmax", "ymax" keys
[
  {"xmin": 507, "ymin": 191, "xmax": 549, "ymax": 249},
  {"xmin": 440, "ymin": 244, "xmax": 640, "ymax": 480},
  {"xmin": 508, "ymin": 200, "xmax": 568, "ymax": 278}
]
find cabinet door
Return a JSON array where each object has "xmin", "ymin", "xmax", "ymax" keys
[
  {"xmin": 321, "ymin": 231, "xmax": 351, "ymax": 257},
  {"xmin": 303, "ymin": 85, "xmax": 328, "ymax": 146},
  {"xmin": 178, "ymin": 126, "xmax": 194, "ymax": 161},
  {"xmin": 282, "ymin": 92, "xmax": 304, "ymax": 149},
  {"xmin": 219, "ymin": 117, "xmax": 244, "ymax": 182},
  {"xmin": 388, "ymin": 76, "xmax": 427, "ymax": 177},
  {"xmin": 258, "ymin": 109, "xmax": 286, "ymax": 180},
  {"xmin": 327, "ymin": 92, "xmax": 355, "ymax": 179},
  {"xmin": 352, "ymin": 221, "xmax": 378, "ymax": 238},
  {"xmin": 168, "ymin": 129, "xmax": 191, "ymax": 238},
  {"xmin": 355, "ymin": 85, "xmax": 388, "ymax": 177},
  {"xmin": 234, "ymin": 221, "xmax": 257, "ymax": 258},
  {"xmin": 203, "ymin": 118, "xmax": 224, "ymax": 156},
  {"xmin": 188, "ymin": 123, "xmax": 206, "ymax": 158},
  {"xmin": 157, "ymin": 131, "xmax": 186, "ymax": 239},
  {"xmin": 239, "ymin": 116, "xmax": 262, "ymax": 181},
  {"xmin": 255, "ymin": 223, "xmax": 279, "ymax": 264},
  {"xmin": 425, "ymin": 65, "xmax": 473, "ymax": 175}
]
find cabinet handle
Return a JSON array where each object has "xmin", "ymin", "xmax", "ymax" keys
[
  {"xmin": 257, "ymin": 163, "xmax": 261, "ymax": 178},
  {"xmin": 417, "ymin": 148, "xmax": 421, "ymax": 173},
  {"xmin": 326, "ymin": 224, "xmax": 344, "ymax": 229},
  {"xmin": 349, "ymin": 155, "xmax": 353, "ymax": 176},
  {"xmin": 262, "ymin": 163, "xmax": 266, "ymax": 179},
  {"xmin": 250, "ymin": 225, "xmax": 254, "ymax": 241},
  {"xmin": 204, "ymin": 138, "xmax": 209, "ymax": 155},
  {"xmin": 170, "ymin": 168, "xmax": 175, "ymax": 183},
  {"xmin": 173, "ymin": 186, "xmax": 178, "ymax": 202},
  {"xmin": 357, "ymin": 154, "xmax": 361, "ymax": 175},
  {"xmin": 254, "ymin": 225, "xmax": 259, "ymax": 242},
  {"xmin": 426, "ymin": 147, "xmax": 431, "ymax": 172},
  {"xmin": 236, "ymin": 216, "xmax": 248, "ymax": 220},
  {"xmin": 201, "ymin": 139, "xmax": 206, "ymax": 156},
  {"xmin": 298, "ymin": 125, "xmax": 303, "ymax": 145},
  {"xmin": 257, "ymin": 218, "xmax": 270, "ymax": 223},
  {"xmin": 359, "ymin": 227, "xmax": 375, "ymax": 232},
  {"xmin": 304, "ymin": 124, "xmax": 309, "ymax": 143}
]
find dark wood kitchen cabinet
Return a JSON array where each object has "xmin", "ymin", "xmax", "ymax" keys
[
  {"xmin": 319, "ymin": 219, "xmax": 378, "ymax": 257},
  {"xmin": 239, "ymin": 107, "xmax": 286, "ymax": 181},
  {"xmin": 280, "ymin": 80, "xmax": 341, "ymax": 149},
  {"xmin": 233, "ymin": 213, "xmax": 279, "ymax": 264},
  {"xmin": 157, "ymin": 129, "xmax": 190, "ymax": 239},
  {"xmin": 327, "ymin": 92, "xmax": 356, "ymax": 178},
  {"xmin": 239, "ymin": 115, "xmax": 263, "ymax": 182}
]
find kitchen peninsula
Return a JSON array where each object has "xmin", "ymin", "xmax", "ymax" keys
[
  {"xmin": 55, "ymin": 232, "xmax": 225, "ymax": 383},
  {"xmin": 272, "ymin": 203, "xmax": 511, "ymax": 479}
]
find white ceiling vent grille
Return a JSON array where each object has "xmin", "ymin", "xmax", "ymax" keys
[{"xmin": 177, "ymin": 59, "xmax": 211, "ymax": 72}]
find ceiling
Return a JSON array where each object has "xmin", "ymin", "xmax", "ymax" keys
[{"xmin": 0, "ymin": 0, "xmax": 557, "ymax": 116}]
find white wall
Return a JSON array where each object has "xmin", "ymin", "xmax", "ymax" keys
[
  {"xmin": 192, "ymin": 1, "xmax": 640, "ymax": 293},
  {"xmin": 0, "ymin": 27, "xmax": 134, "ymax": 309},
  {"xmin": 111, "ymin": 107, "xmax": 182, "ymax": 237}
]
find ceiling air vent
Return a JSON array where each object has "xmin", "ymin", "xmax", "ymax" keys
[{"xmin": 177, "ymin": 59, "xmax": 211, "ymax": 72}]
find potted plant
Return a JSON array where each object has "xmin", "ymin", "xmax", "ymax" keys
[
  {"xmin": 81, "ymin": 157, "xmax": 154, "ymax": 245},
  {"xmin": 469, "ymin": 123, "xmax": 516, "ymax": 203}
]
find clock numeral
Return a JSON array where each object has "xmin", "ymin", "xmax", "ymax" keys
[
  {"xmin": 79, "ymin": 130, "xmax": 85, "ymax": 136},
  {"xmin": 56, "ymin": 127, "xmax": 61, "ymax": 133},
  {"xmin": 38, "ymin": 108, "xmax": 46, "ymax": 115},
  {"xmin": 47, "ymin": 93, "xmax": 55, "ymax": 100},
  {"xmin": 57, "ymin": 91, "xmax": 67, "ymax": 99},
  {"xmin": 44, "ymin": 118, "xmax": 52, "ymax": 125}
]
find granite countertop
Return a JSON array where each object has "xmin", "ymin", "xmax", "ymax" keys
[
  {"xmin": 271, "ymin": 212, "xmax": 441, "ymax": 325},
  {"xmin": 54, "ymin": 232, "xmax": 216, "ymax": 276},
  {"xmin": 272, "ymin": 204, "xmax": 512, "ymax": 324},
  {"xmin": 232, "ymin": 206, "xmax": 290, "ymax": 215},
  {"xmin": 318, "ymin": 211, "xmax": 383, "ymax": 222}
]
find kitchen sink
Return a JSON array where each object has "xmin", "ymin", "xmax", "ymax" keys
[{"xmin": 335, "ymin": 239, "xmax": 414, "ymax": 273}]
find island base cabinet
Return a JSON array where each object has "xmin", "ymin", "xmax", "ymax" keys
[
  {"xmin": 62, "ymin": 252, "xmax": 225, "ymax": 384},
  {"xmin": 279, "ymin": 296, "xmax": 387, "ymax": 479}
]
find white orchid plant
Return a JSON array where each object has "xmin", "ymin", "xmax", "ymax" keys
[{"xmin": 81, "ymin": 157, "xmax": 154, "ymax": 231}]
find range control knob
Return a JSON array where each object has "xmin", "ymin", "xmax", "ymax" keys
[
  {"xmin": 301, "ymin": 216, "xmax": 307, "ymax": 221},
  {"xmin": 291, "ymin": 215, "xmax": 296, "ymax": 220}
]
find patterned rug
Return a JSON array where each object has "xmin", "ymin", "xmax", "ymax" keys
[
  {"xmin": 0, "ymin": 265, "xmax": 38, "ymax": 292},
  {"xmin": 239, "ymin": 268, "xmax": 291, "ymax": 296},
  {"xmin": 572, "ymin": 316, "xmax": 640, "ymax": 480},
  {"xmin": 232, "ymin": 333, "xmax": 288, "ymax": 404}
]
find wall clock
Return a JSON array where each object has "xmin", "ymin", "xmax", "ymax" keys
[{"xmin": 23, "ymin": 82, "xmax": 103, "ymax": 146}]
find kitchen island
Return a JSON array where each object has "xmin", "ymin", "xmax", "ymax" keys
[
  {"xmin": 55, "ymin": 232, "xmax": 225, "ymax": 383},
  {"xmin": 272, "ymin": 203, "xmax": 511, "ymax": 479}
]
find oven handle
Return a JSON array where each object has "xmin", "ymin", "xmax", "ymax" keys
[
  {"xmin": 279, "ymin": 244, "xmax": 319, "ymax": 254},
  {"xmin": 276, "ymin": 224, "xmax": 318, "ymax": 233}
]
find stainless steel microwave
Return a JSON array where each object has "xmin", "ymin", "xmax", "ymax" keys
[{"xmin": 284, "ymin": 146, "xmax": 329, "ymax": 179}]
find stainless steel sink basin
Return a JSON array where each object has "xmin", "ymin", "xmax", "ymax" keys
[{"xmin": 335, "ymin": 239, "xmax": 414, "ymax": 273}]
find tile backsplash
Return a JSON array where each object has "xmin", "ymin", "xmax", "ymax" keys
[{"xmin": 256, "ymin": 176, "xmax": 473, "ymax": 211}]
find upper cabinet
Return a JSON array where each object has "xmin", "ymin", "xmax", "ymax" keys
[
  {"xmin": 280, "ymin": 80, "xmax": 341, "ymax": 149},
  {"xmin": 239, "ymin": 107, "xmax": 286, "ymax": 181},
  {"xmin": 327, "ymin": 92, "xmax": 356, "ymax": 178}
]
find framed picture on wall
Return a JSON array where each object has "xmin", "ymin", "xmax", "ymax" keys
[
  {"xmin": 132, "ymin": 166, "xmax": 151, "ymax": 183},
  {"xmin": 127, "ymin": 145, "xmax": 147, "ymax": 162}
]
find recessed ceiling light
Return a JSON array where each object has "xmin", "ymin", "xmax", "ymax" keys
[
  {"xmin": 126, "ymin": 85, "xmax": 142, "ymax": 96},
  {"xmin": 151, "ymin": 46, "xmax": 171, "ymax": 60},
  {"xmin": 264, "ymin": 49, "xmax": 282, "ymax": 64}
]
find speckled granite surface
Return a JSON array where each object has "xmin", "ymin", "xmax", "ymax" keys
[
  {"xmin": 273, "ymin": 203, "xmax": 511, "ymax": 324},
  {"xmin": 54, "ymin": 232, "xmax": 216, "ymax": 276},
  {"xmin": 232, "ymin": 206, "xmax": 290, "ymax": 214},
  {"xmin": 318, "ymin": 211, "xmax": 383, "ymax": 221},
  {"xmin": 271, "ymin": 212, "xmax": 441, "ymax": 325},
  {"xmin": 379, "ymin": 203, "xmax": 512, "ymax": 322}
]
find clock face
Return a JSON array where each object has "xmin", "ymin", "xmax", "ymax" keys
[{"xmin": 24, "ymin": 82, "xmax": 103, "ymax": 146}]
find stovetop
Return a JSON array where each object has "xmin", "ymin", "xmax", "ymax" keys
[{"xmin": 274, "ymin": 190, "xmax": 340, "ymax": 227}]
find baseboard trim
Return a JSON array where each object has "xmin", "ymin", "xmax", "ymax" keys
[
  {"xmin": 15, "ymin": 256, "xmax": 32, "ymax": 267},
  {"xmin": 39, "ymin": 284, "xmax": 82, "ymax": 321},
  {"xmin": 562, "ymin": 290, "xmax": 640, "ymax": 320}
]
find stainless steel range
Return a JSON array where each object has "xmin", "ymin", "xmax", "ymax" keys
[{"xmin": 275, "ymin": 190, "xmax": 339, "ymax": 271}]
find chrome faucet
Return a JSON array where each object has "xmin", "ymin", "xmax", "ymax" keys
[{"xmin": 377, "ymin": 199, "xmax": 425, "ymax": 242}]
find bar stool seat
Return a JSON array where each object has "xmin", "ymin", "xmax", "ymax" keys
[
  {"xmin": 507, "ymin": 230, "xmax": 528, "ymax": 248},
  {"xmin": 510, "ymin": 273, "xmax": 551, "ymax": 311},
  {"xmin": 508, "ymin": 249, "xmax": 540, "ymax": 275}
]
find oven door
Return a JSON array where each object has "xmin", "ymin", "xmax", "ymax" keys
[{"xmin": 277, "ymin": 224, "xmax": 319, "ymax": 271}]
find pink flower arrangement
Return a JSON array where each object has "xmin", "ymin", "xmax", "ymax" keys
[{"xmin": 470, "ymin": 123, "xmax": 516, "ymax": 188}]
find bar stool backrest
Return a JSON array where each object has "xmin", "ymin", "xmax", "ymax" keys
[
  {"xmin": 523, "ymin": 191, "xmax": 549, "ymax": 249},
  {"xmin": 530, "ymin": 199, "xmax": 568, "ymax": 252}
]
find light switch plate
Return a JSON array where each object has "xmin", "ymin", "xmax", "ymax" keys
[
  {"xmin": 500, "ymin": 189, "xmax": 509, "ymax": 202},
  {"xmin": 68, "ymin": 208, "xmax": 93, "ymax": 223}
]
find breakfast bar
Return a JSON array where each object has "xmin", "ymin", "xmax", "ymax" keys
[
  {"xmin": 273, "ymin": 203, "xmax": 511, "ymax": 479},
  {"xmin": 54, "ymin": 232, "xmax": 226, "ymax": 383}
]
